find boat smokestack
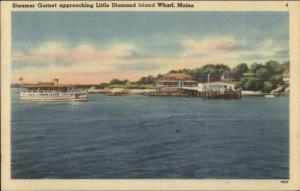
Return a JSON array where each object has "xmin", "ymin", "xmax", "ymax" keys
[{"xmin": 54, "ymin": 79, "xmax": 59, "ymax": 85}]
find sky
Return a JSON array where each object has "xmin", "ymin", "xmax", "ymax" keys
[{"xmin": 12, "ymin": 12, "xmax": 289, "ymax": 84}]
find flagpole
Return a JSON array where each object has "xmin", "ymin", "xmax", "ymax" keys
[{"xmin": 19, "ymin": 77, "xmax": 23, "ymax": 92}]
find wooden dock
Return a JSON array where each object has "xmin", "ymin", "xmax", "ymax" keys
[
  {"xmin": 198, "ymin": 90, "xmax": 242, "ymax": 100},
  {"xmin": 148, "ymin": 88, "xmax": 242, "ymax": 100}
]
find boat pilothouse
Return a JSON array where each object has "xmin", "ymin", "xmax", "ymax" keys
[{"xmin": 20, "ymin": 79, "xmax": 88, "ymax": 101}]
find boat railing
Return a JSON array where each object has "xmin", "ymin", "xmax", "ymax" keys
[{"xmin": 21, "ymin": 89, "xmax": 87, "ymax": 93}]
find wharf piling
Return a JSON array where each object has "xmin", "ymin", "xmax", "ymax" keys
[
  {"xmin": 198, "ymin": 90, "xmax": 242, "ymax": 100},
  {"xmin": 150, "ymin": 88, "xmax": 242, "ymax": 100}
]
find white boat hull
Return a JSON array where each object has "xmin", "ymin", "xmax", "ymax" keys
[{"xmin": 20, "ymin": 90, "xmax": 88, "ymax": 101}]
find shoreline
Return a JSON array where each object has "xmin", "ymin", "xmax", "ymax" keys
[
  {"xmin": 11, "ymin": 87, "xmax": 290, "ymax": 97},
  {"xmin": 88, "ymin": 88, "xmax": 289, "ymax": 97}
]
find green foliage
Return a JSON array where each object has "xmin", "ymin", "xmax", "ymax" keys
[
  {"xmin": 106, "ymin": 84, "xmax": 155, "ymax": 89},
  {"xmin": 231, "ymin": 63, "xmax": 249, "ymax": 81},
  {"xmin": 269, "ymin": 74, "xmax": 284, "ymax": 88},
  {"xmin": 265, "ymin": 60, "xmax": 282, "ymax": 74},
  {"xmin": 240, "ymin": 78, "xmax": 262, "ymax": 91},
  {"xmin": 255, "ymin": 67, "xmax": 271, "ymax": 81},
  {"xmin": 128, "ymin": 84, "xmax": 155, "ymax": 89},
  {"xmin": 250, "ymin": 63, "xmax": 264, "ymax": 73},
  {"xmin": 234, "ymin": 82, "xmax": 241, "ymax": 89},
  {"xmin": 242, "ymin": 60, "xmax": 289, "ymax": 92},
  {"xmin": 103, "ymin": 60, "xmax": 289, "ymax": 93},
  {"xmin": 136, "ymin": 75, "xmax": 156, "ymax": 84},
  {"xmin": 96, "ymin": 83, "xmax": 109, "ymax": 89},
  {"xmin": 171, "ymin": 64, "xmax": 230, "ymax": 81},
  {"xmin": 263, "ymin": 81, "xmax": 274, "ymax": 93},
  {"xmin": 110, "ymin": 79, "xmax": 128, "ymax": 84}
]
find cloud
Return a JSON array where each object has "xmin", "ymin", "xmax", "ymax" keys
[
  {"xmin": 180, "ymin": 37, "xmax": 288, "ymax": 63},
  {"xmin": 13, "ymin": 41, "xmax": 136, "ymax": 68},
  {"xmin": 12, "ymin": 41, "xmax": 164, "ymax": 83},
  {"xmin": 181, "ymin": 37, "xmax": 242, "ymax": 57},
  {"xmin": 118, "ymin": 62, "xmax": 161, "ymax": 71},
  {"xmin": 236, "ymin": 39, "xmax": 288, "ymax": 62},
  {"xmin": 12, "ymin": 37, "xmax": 289, "ymax": 83}
]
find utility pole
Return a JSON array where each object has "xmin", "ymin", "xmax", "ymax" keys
[{"xmin": 207, "ymin": 73, "xmax": 210, "ymax": 89}]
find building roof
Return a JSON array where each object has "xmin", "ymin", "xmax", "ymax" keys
[
  {"xmin": 283, "ymin": 67, "xmax": 290, "ymax": 74},
  {"xmin": 157, "ymin": 79, "xmax": 197, "ymax": 83},
  {"xmin": 163, "ymin": 73, "xmax": 192, "ymax": 79}
]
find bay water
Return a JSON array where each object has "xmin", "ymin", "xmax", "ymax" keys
[{"xmin": 11, "ymin": 88, "xmax": 289, "ymax": 179}]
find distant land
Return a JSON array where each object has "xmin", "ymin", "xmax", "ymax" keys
[{"xmin": 12, "ymin": 60, "xmax": 289, "ymax": 93}]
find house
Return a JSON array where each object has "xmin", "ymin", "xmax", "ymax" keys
[
  {"xmin": 198, "ymin": 81, "xmax": 235, "ymax": 92},
  {"xmin": 282, "ymin": 67, "xmax": 290, "ymax": 84},
  {"xmin": 156, "ymin": 73, "xmax": 198, "ymax": 88},
  {"xmin": 220, "ymin": 71, "xmax": 230, "ymax": 81}
]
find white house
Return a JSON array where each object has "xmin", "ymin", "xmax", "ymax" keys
[{"xmin": 282, "ymin": 67, "xmax": 290, "ymax": 84}]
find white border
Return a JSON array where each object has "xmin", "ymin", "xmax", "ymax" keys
[{"xmin": 1, "ymin": 1, "xmax": 300, "ymax": 190}]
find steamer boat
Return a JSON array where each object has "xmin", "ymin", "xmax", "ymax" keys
[{"xmin": 20, "ymin": 79, "xmax": 88, "ymax": 101}]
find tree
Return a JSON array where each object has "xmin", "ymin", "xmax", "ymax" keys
[
  {"xmin": 240, "ymin": 78, "xmax": 251, "ymax": 90},
  {"xmin": 169, "ymin": 64, "xmax": 230, "ymax": 81},
  {"xmin": 269, "ymin": 74, "xmax": 284, "ymax": 88},
  {"xmin": 156, "ymin": 74, "xmax": 163, "ymax": 79},
  {"xmin": 137, "ymin": 75, "xmax": 156, "ymax": 84},
  {"xmin": 250, "ymin": 63, "xmax": 264, "ymax": 73},
  {"xmin": 263, "ymin": 81, "xmax": 274, "ymax": 93},
  {"xmin": 255, "ymin": 67, "xmax": 271, "ymax": 81},
  {"xmin": 134, "ymin": 60, "xmax": 289, "ymax": 91},
  {"xmin": 282, "ymin": 61, "xmax": 289, "ymax": 68},
  {"xmin": 231, "ymin": 63, "xmax": 249, "ymax": 81},
  {"xmin": 97, "ymin": 83, "xmax": 108, "ymax": 89},
  {"xmin": 191, "ymin": 64, "xmax": 230, "ymax": 81},
  {"xmin": 280, "ymin": 61, "xmax": 290, "ymax": 73},
  {"xmin": 265, "ymin": 60, "xmax": 281, "ymax": 74},
  {"xmin": 110, "ymin": 79, "xmax": 127, "ymax": 84},
  {"xmin": 240, "ymin": 78, "xmax": 262, "ymax": 91}
]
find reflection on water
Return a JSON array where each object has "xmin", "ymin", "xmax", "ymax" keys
[{"xmin": 11, "ymin": 88, "xmax": 289, "ymax": 179}]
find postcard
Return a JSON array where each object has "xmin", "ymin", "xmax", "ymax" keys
[{"xmin": 1, "ymin": 0, "xmax": 300, "ymax": 190}]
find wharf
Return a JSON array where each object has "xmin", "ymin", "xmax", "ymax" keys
[
  {"xmin": 198, "ymin": 90, "xmax": 241, "ymax": 100},
  {"xmin": 147, "ymin": 89, "xmax": 242, "ymax": 100}
]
